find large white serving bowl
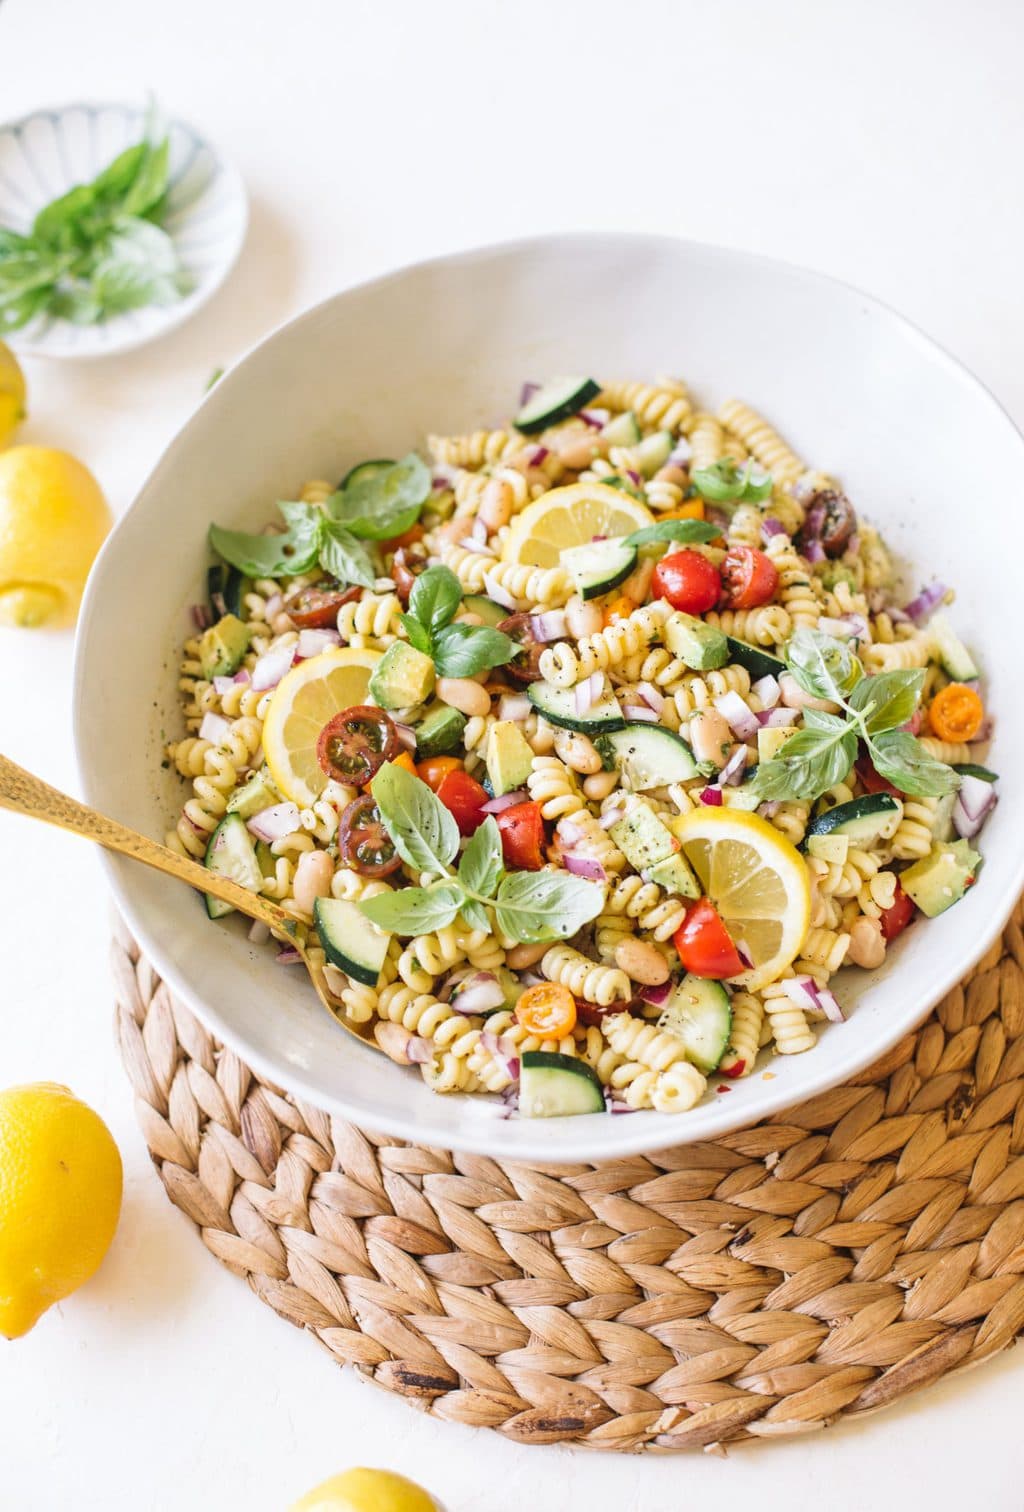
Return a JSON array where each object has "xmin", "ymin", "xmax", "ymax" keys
[{"xmin": 74, "ymin": 233, "xmax": 1021, "ymax": 1161}]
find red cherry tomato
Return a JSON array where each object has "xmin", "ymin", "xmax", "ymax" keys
[
  {"xmin": 496, "ymin": 800, "xmax": 546, "ymax": 871},
  {"xmin": 651, "ymin": 549, "xmax": 721, "ymax": 614},
  {"xmin": 436, "ymin": 769, "xmax": 490, "ymax": 836},
  {"xmin": 337, "ymin": 794, "xmax": 402, "ymax": 876},
  {"xmin": 379, "ymin": 521, "xmax": 425, "ymax": 553},
  {"xmin": 284, "ymin": 583, "xmax": 361, "ymax": 629},
  {"xmin": 880, "ymin": 882, "xmax": 916, "ymax": 942},
  {"xmin": 317, "ymin": 706, "xmax": 401, "ymax": 786},
  {"xmin": 855, "ymin": 751, "xmax": 903, "ymax": 798},
  {"xmin": 720, "ymin": 546, "xmax": 780, "ymax": 610},
  {"xmin": 673, "ymin": 898, "xmax": 746, "ymax": 979}
]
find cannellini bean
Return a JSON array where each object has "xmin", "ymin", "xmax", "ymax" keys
[
  {"xmin": 270, "ymin": 611, "xmax": 296, "ymax": 635},
  {"xmin": 292, "ymin": 849, "xmax": 335, "ymax": 915},
  {"xmin": 655, "ymin": 463, "xmax": 689, "ymax": 487},
  {"xmin": 780, "ymin": 673, "xmax": 841, "ymax": 714},
  {"xmin": 506, "ymin": 941, "xmax": 549, "ymax": 969},
  {"xmin": 437, "ymin": 517, "xmax": 472, "ymax": 546},
  {"xmin": 322, "ymin": 963, "xmax": 349, "ymax": 998},
  {"xmin": 583, "ymin": 769, "xmax": 620, "ymax": 801},
  {"xmin": 618, "ymin": 558, "xmax": 653, "ymax": 605},
  {"xmin": 688, "ymin": 708, "xmax": 735, "ymax": 768},
  {"xmin": 565, "ymin": 595, "xmax": 604, "ymax": 638},
  {"xmin": 478, "ymin": 478, "xmax": 514, "ymax": 533},
  {"xmin": 436, "ymin": 676, "xmax": 491, "ymax": 717},
  {"xmin": 847, "ymin": 916, "xmax": 887, "ymax": 969},
  {"xmin": 614, "ymin": 937, "xmax": 670, "ymax": 986},
  {"xmin": 555, "ymin": 434, "xmax": 600, "ymax": 470},
  {"xmin": 375, "ymin": 1021, "xmax": 415, "ymax": 1064},
  {"xmin": 528, "ymin": 721, "xmax": 556, "ymax": 754},
  {"xmin": 553, "ymin": 728, "xmax": 603, "ymax": 775}
]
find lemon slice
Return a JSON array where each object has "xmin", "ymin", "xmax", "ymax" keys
[
  {"xmin": 669, "ymin": 808, "xmax": 811, "ymax": 991},
  {"xmin": 500, "ymin": 481, "xmax": 654, "ymax": 569},
  {"xmin": 262, "ymin": 648, "xmax": 382, "ymax": 806}
]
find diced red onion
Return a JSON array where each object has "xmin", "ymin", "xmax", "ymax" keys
[
  {"xmin": 719, "ymin": 746, "xmax": 748, "ymax": 786},
  {"xmin": 483, "ymin": 571, "xmax": 517, "ymax": 611},
  {"xmin": 557, "ymin": 818, "xmax": 585, "ymax": 847},
  {"xmin": 528, "ymin": 445, "xmax": 549, "ymax": 466},
  {"xmin": 251, "ymin": 641, "xmax": 296, "ymax": 691},
  {"xmin": 275, "ymin": 947, "xmax": 303, "ymax": 965},
  {"xmin": 761, "ymin": 516, "xmax": 785, "ymax": 540},
  {"xmin": 530, "ymin": 609, "xmax": 568, "ymax": 643},
  {"xmin": 816, "ymin": 987, "xmax": 844, "ymax": 1023},
  {"xmin": 451, "ymin": 972, "xmax": 506, "ymax": 1016},
  {"xmin": 470, "ymin": 516, "xmax": 488, "ymax": 544},
  {"xmin": 638, "ymin": 979, "xmax": 673, "ymax": 1007},
  {"xmin": 899, "ymin": 710, "xmax": 924, "ymax": 736},
  {"xmin": 406, "ymin": 1036, "xmax": 434, "ymax": 1064},
  {"xmin": 575, "ymin": 672, "xmax": 604, "ymax": 716},
  {"xmin": 751, "ymin": 674, "xmax": 780, "ymax": 709},
  {"xmin": 458, "ymin": 535, "xmax": 497, "ymax": 557},
  {"xmin": 519, "ymin": 381, "xmax": 540, "ymax": 407},
  {"xmin": 498, "ymin": 694, "xmax": 531, "ymax": 721},
  {"xmin": 904, "ymin": 581, "xmax": 950, "ymax": 624},
  {"xmin": 953, "ymin": 774, "xmax": 997, "ymax": 839},
  {"xmin": 191, "ymin": 602, "xmax": 213, "ymax": 631},
  {"xmin": 756, "ymin": 707, "xmax": 798, "ymax": 728},
  {"xmin": 819, "ymin": 614, "xmax": 868, "ymax": 641},
  {"xmin": 622, "ymin": 704, "xmax": 659, "ymax": 722},
  {"xmin": 626, "ymin": 469, "xmax": 642, "ymax": 486},
  {"xmin": 393, "ymin": 722, "xmax": 418, "ymax": 751},
  {"xmin": 802, "ymin": 501, "xmax": 825, "ymax": 541},
  {"xmin": 213, "ymin": 669, "xmax": 251, "ymax": 696},
  {"xmin": 579, "ymin": 408, "xmax": 610, "ymax": 429},
  {"xmin": 480, "ymin": 1031, "xmax": 520, "ymax": 1080},
  {"xmin": 715, "ymin": 691, "xmax": 760, "ymax": 741},
  {"xmin": 248, "ymin": 920, "xmax": 270, "ymax": 945},
  {"xmin": 438, "ymin": 965, "xmax": 476, "ymax": 1002},
  {"xmin": 803, "ymin": 539, "xmax": 826, "ymax": 564},
  {"xmin": 598, "ymin": 806, "xmax": 625, "ymax": 829},
  {"xmin": 782, "ymin": 975, "xmax": 844, "ymax": 1022},
  {"xmin": 609, "ymin": 1099, "xmax": 637, "ymax": 1115},
  {"xmin": 668, "ymin": 439, "xmax": 692, "ymax": 467},
  {"xmin": 518, "ymin": 970, "xmax": 544, "ymax": 988},
  {"xmin": 700, "ymin": 786, "xmax": 724, "ymax": 807},
  {"xmin": 482, "ymin": 790, "xmax": 528, "ymax": 813},
  {"xmin": 636, "ymin": 681, "xmax": 666, "ymax": 714},
  {"xmin": 431, "ymin": 463, "xmax": 458, "ymax": 489},
  {"xmin": 246, "ymin": 802, "xmax": 301, "ymax": 843},
  {"xmin": 735, "ymin": 945, "xmax": 753, "ymax": 969},
  {"xmin": 199, "ymin": 712, "xmax": 231, "ymax": 744},
  {"xmin": 297, "ymin": 628, "xmax": 341, "ymax": 659},
  {"xmin": 561, "ymin": 853, "xmax": 607, "ymax": 882}
]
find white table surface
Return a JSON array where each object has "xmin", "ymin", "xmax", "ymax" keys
[{"xmin": 2, "ymin": 1, "xmax": 1022, "ymax": 1507}]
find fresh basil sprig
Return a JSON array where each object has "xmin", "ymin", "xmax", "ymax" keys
[
  {"xmin": 325, "ymin": 454, "xmax": 430, "ymax": 541},
  {"xmin": 356, "ymin": 764, "xmax": 604, "ymax": 945},
  {"xmin": 400, "ymin": 566, "xmax": 518, "ymax": 678},
  {"xmin": 209, "ymin": 501, "xmax": 376, "ymax": 589},
  {"xmin": 692, "ymin": 458, "xmax": 773, "ymax": 505},
  {"xmin": 624, "ymin": 520, "xmax": 721, "ymax": 549},
  {"xmin": 749, "ymin": 628, "xmax": 960, "ymax": 802}
]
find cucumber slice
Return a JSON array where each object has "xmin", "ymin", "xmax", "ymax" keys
[
  {"xmin": 204, "ymin": 814, "xmax": 262, "ymax": 920},
  {"xmin": 725, "ymin": 637, "xmax": 786, "ymax": 682},
  {"xmin": 595, "ymin": 724, "xmax": 699, "ymax": 791},
  {"xmin": 929, "ymin": 612, "xmax": 979, "ymax": 682},
  {"xmin": 634, "ymin": 431, "xmax": 673, "ymax": 478},
  {"xmin": 659, "ymin": 975, "xmax": 732, "ymax": 1074},
  {"xmin": 562, "ymin": 538, "xmax": 638, "ymax": 600},
  {"xmin": 952, "ymin": 762, "xmax": 998, "ymax": 783},
  {"xmin": 527, "ymin": 682, "xmax": 626, "ymax": 732},
  {"xmin": 600, "ymin": 410, "xmax": 641, "ymax": 447},
  {"xmin": 462, "ymin": 593, "xmax": 509, "ymax": 628},
  {"xmin": 207, "ymin": 564, "xmax": 247, "ymax": 618},
  {"xmin": 340, "ymin": 458, "xmax": 394, "ymax": 489},
  {"xmin": 515, "ymin": 377, "xmax": 600, "ymax": 434},
  {"xmin": 519, "ymin": 1052, "xmax": 605, "ymax": 1117},
  {"xmin": 314, "ymin": 897, "xmax": 389, "ymax": 986},
  {"xmin": 806, "ymin": 794, "xmax": 903, "ymax": 845}
]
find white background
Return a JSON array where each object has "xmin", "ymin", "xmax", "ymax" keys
[{"xmin": 1, "ymin": 1, "xmax": 1022, "ymax": 1507}]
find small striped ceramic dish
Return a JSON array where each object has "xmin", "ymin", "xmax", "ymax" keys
[{"xmin": 0, "ymin": 102, "xmax": 247, "ymax": 359}]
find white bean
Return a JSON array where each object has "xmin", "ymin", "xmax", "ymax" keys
[
  {"xmin": 780, "ymin": 673, "xmax": 841, "ymax": 714},
  {"xmin": 478, "ymin": 478, "xmax": 514, "ymax": 533},
  {"xmin": 553, "ymin": 728, "xmax": 603, "ymax": 775},
  {"xmin": 565, "ymin": 595, "xmax": 604, "ymax": 639},
  {"xmin": 847, "ymin": 916, "xmax": 887, "ymax": 969},
  {"xmin": 556, "ymin": 434, "xmax": 600, "ymax": 470},
  {"xmin": 506, "ymin": 941, "xmax": 548, "ymax": 970},
  {"xmin": 583, "ymin": 769, "xmax": 620, "ymax": 801},
  {"xmin": 292, "ymin": 849, "xmax": 335, "ymax": 915},
  {"xmin": 614, "ymin": 937, "xmax": 670, "ymax": 986},
  {"xmin": 688, "ymin": 708, "xmax": 735, "ymax": 769},
  {"xmin": 436, "ymin": 677, "xmax": 491, "ymax": 718}
]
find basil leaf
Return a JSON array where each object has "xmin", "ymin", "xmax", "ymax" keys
[
  {"xmin": 867, "ymin": 730, "xmax": 961, "ymax": 798},
  {"xmin": 692, "ymin": 458, "xmax": 772, "ymax": 504},
  {"xmin": 494, "ymin": 870, "xmax": 605, "ymax": 944},
  {"xmin": 399, "ymin": 613, "xmax": 432, "ymax": 656},
  {"xmin": 786, "ymin": 627, "xmax": 863, "ymax": 703},
  {"xmin": 458, "ymin": 816, "xmax": 503, "ymax": 901},
  {"xmin": 327, "ymin": 452, "xmax": 431, "ymax": 541},
  {"xmin": 409, "ymin": 566, "xmax": 462, "ymax": 637},
  {"xmin": 0, "ymin": 284, "xmax": 53, "ymax": 333},
  {"xmin": 32, "ymin": 184, "xmax": 97, "ymax": 251},
  {"xmin": 208, "ymin": 521, "xmax": 319, "ymax": 578},
  {"xmin": 432, "ymin": 623, "xmax": 518, "ymax": 678},
  {"xmin": 748, "ymin": 723, "xmax": 858, "ymax": 802},
  {"xmin": 48, "ymin": 287, "xmax": 103, "ymax": 325},
  {"xmin": 121, "ymin": 138, "xmax": 170, "ymax": 218},
  {"xmin": 90, "ymin": 219, "xmax": 189, "ymax": 313},
  {"xmin": 319, "ymin": 519, "xmax": 376, "ymax": 588},
  {"xmin": 0, "ymin": 228, "xmax": 36, "ymax": 255},
  {"xmin": 370, "ymin": 763, "xmax": 460, "ymax": 873},
  {"xmin": 357, "ymin": 883, "xmax": 464, "ymax": 937},
  {"xmin": 89, "ymin": 141, "xmax": 148, "ymax": 207},
  {"xmin": 848, "ymin": 669, "xmax": 925, "ymax": 735},
  {"xmin": 459, "ymin": 898, "xmax": 492, "ymax": 933},
  {"xmin": 623, "ymin": 520, "xmax": 721, "ymax": 548}
]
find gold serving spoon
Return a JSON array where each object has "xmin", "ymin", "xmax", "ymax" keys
[{"xmin": 0, "ymin": 751, "xmax": 368, "ymax": 1043}]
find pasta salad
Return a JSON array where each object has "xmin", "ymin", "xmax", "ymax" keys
[{"xmin": 166, "ymin": 375, "xmax": 996, "ymax": 1119}]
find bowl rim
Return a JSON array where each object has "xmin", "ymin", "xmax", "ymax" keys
[
  {"xmin": 0, "ymin": 99, "xmax": 248, "ymax": 361},
  {"xmin": 73, "ymin": 230, "xmax": 1024, "ymax": 1159}
]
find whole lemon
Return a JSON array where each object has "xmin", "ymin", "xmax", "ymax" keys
[
  {"xmin": 0, "ymin": 341, "xmax": 26, "ymax": 448},
  {"xmin": 0, "ymin": 445, "xmax": 111, "ymax": 628},
  {"xmin": 0, "ymin": 1082, "xmax": 123, "ymax": 1339},
  {"xmin": 290, "ymin": 1468, "xmax": 443, "ymax": 1512}
]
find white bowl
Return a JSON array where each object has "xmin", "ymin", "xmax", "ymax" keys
[
  {"xmin": 74, "ymin": 233, "xmax": 1022, "ymax": 1160},
  {"xmin": 0, "ymin": 102, "xmax": 247, "ymax": 359}
]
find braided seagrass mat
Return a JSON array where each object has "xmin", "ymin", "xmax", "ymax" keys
[{"xmin": 111, "ymin": 903, "xmax": 1024, "ymax": 1453}]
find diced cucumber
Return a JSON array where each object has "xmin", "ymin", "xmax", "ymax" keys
[
  {"xmin": 527, "ymin": 681, "xmax": 626, "ymax": 733},
  {"xmin": 515, "ymin": 377, "xmax": 600, "ymax": 434},
  {"xmin": 600, "ymin": 410, "xmax": 641, "ymax": 447},
  {"xmin": 929, "ymin": 612, "xmax": 979, "ymax": 682},
  {"xmin": 207, "ymin": 564, "xmax": 247, "ymax": 618},
  {"xmin": 340, "ymin": 458, "xmax": 394, "ymax": 489},
  {"xmin": 659, "ymin": 975, "xmax": 732, "ymax": 1074},
  {"xmin": 204, "ymin": 814, "xmax": 263, "ymax": 920},
  {"xmin": 519, "ymin": 1052, "xmax": 605, "ymax": 1117},
  {"xmin": 718, "ymin": 784, "xmax": 763, "ymax": 813},
  {"xmin": 227, "ymin": 770, "xmax": 282, "ymax": 819},
  {"xmin": 952, "ymin": 762, "xmax": 998, "ymax": 783},
  {"xmin": 314, "ymin": 897, "xmax": 390, "ymax": 986},
  {"xmin": 463, "ymin": 593, "xmax": 509, "ymax": 628},
  {"xmin": 725, "ymin": 637, "xmax": 786, "ymax": 682},
  {"xmin": 562, "ymin": 538, "xmax": 637, "ymax": 601},
  {"xmin": 806, "ymin": 794, "xmax": 903, "ymax": 845},
  {"xmin": 634, "ymin": 431, "xmax": 673, "ymax": 478},
  {"xmin": 595, "ymin": 724, "xmax": 699, "ymax": 791}
]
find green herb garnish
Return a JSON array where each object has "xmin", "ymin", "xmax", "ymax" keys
[
  {"xmin": 400, "ymin": 566, "xmax": 518, "ymax": 678},
  {"xmin": 691, "ymin": 458, "xmax": 773, "ymax": 505},
  {"xmin": 209, "ymin": 501, "xmax": 376, "ymax": 588},
  {"xmin": 624, "ymin": 519, "xmax": 721, "ymax": 549},
  {"xmin": 325, "ymin": 453, "xmax": 431, "ymax": 542}
]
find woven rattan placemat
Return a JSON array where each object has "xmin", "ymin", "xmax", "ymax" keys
[{"xmin": 111, "ymin": 904, "xmax": 1024, "ymax": 1452}]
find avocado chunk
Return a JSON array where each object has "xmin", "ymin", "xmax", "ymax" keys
[
  {"xmin": 199, "ymin": 613, "xmax": 250, "ymax": 678},
  {"xmin": 757, "ymin": 724, "xmax": 798, "ymax": 763},
  {"xmin": 486, "ymin": 720, "xmax": 534, "ymax": 797},
  {"xmin": 226, "ymin": 769, "xmax": 282, "ymax": 819},
  {"xmin": 900, "ymin": 840, "xmax": 981, "ymax": 918},
  {"xmin": 646, "ymin": 852, "xmax": 700, "ymax": 899},
  {"xmin": 369, "ymin": 641, "xmax": 436, "ymax": 710},
  {"xmin": 664, "ymin": 610, "xmax": 728, "ymax": 671},
  {"xmin": 413, "ymin": 703, "xmax": 467, "ymax": 758},
  {"xmin": 610, "ymin": 798, "xmax": 679, "ymax": 872}
]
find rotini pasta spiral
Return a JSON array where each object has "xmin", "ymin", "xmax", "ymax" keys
[
  {"xmin": 596, "ymin": 378, "xmax": 692, "ymax": 434},
  {"xmin": 428, "ymin": 429, "xmax": 520, "ymax": 468},
  {"xmin": 336, "ymin": 591, "xmax": 403, "ymax": 647},
  {"xmin": 765, "ymin": 535, "xmax": 820, "ymax": 629},
  {"xmin": 718, "ymin": 992, "xmax": 764, "ymax": 1078},
  {"xmin": 538, "ymin": 601, "xmax": 669, "ymax": 687},
  {"xmin": 717, "ymin": 399, "xmax": 805, "ymax": 487},
  {"xmin": 703, "ymin": 604, "xmax": 792, "ymax": 646},
  {"xmin": 541, "ymin": 945, "xmax": 631, "ymax": 1006}
]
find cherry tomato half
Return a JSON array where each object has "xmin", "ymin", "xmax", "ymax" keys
[
  {"xmin": 337, "ymin": 793, "xmax": 402, "ymax": 876},
  {"xmin": 799, "ymin": 489, "xmax": 858, "ymax": 559},
  {"xmin": 316, "ymin": 705, "xmax": 401, "ymax": 786},
  {"xmin": 497, "ymin": 613, "xmax": 545, "ymax": 686},
  {"xmin": 880, "ymin": 882, "xmax": 916, "ymax": 942},
  {"xmin": 417, "ymin": 755, "xmax": 463, "ymax": 792},
  {"xmin": 720, "ymin": 546, "xmax": 780, "ymax": 610},
  {"xmin": 496, "ymin": 800, "xmax": 546, "ymax": 871},
  {"xmin": 651, "ymin": 549, "xmax": 721, "ymax": 615},
  {"xmin": 284, "ymin": 582, "xmax": 361, "ymax": 629},
  {"xmin": 673, "ymin": 898, "xmax": 745, "ymax": 979},
  {"xmin": 515, "ymin": 982, "xmax": 577, "ymax": 1037},
  {"xmin": 380, "ymin": 521, "xmax": 425, "ymax": 553},
  {"xmin": 928, "ymin": 683, "xmax": 985, "ymax": 743},
  {"xmin": 855, "ymin": 751, "xmax": 903, "ymax": 798},
  {"xmin": 390, "ymin": 545, "xmax": 428, "ymax": 607},
  {"xmin": 436, "ymin": 768, "xmax": 490, "ymax": 836}
]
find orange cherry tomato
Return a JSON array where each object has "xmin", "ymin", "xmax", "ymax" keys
[
  {"xmin": 928, "ymin": 683, "xmax": 984, "ymax": 743},
  {"xmin": 659, "ymin": 499, "xmax": 706, "ymax": 521},
  {"xmin": 515, "ymin": 982, "xmax": 577, "ymax": 1037},
  {"xmin": 603, "ymin": 594, "xmax": 636, "ymax": 627},
  {"xmin": 417, "ymin": 755, "xmax": 463, "ymax": 791},
  {"xmin": 390, "ymin": 750, "xmax": 418, "ymax": 775},
  {"xmin": 673, "ymin": 898, "xmax": 746, "ymax": 979}
]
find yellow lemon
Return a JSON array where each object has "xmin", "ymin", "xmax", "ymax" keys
[
  {"xmin": 0, "ymin": 445, "xmax": 111, "ymax": 628},
  {"xmin": 290, "ymin": 1468, "xmax": 443, "ymax": 1512},
  {"xmin": 0, "ymin": 341, "xmax": 27, "ymax": 448},
  {"xmin": 0, "ymin": 1082, "xmax": 123, "ymax": 1339},
  {"xmin": 262, "ymin": 647, "xmax": 382, "ymax": 806},
  {"xmin": 500, "ymin": 481, "xmax": 653, "ymax": 569}
]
